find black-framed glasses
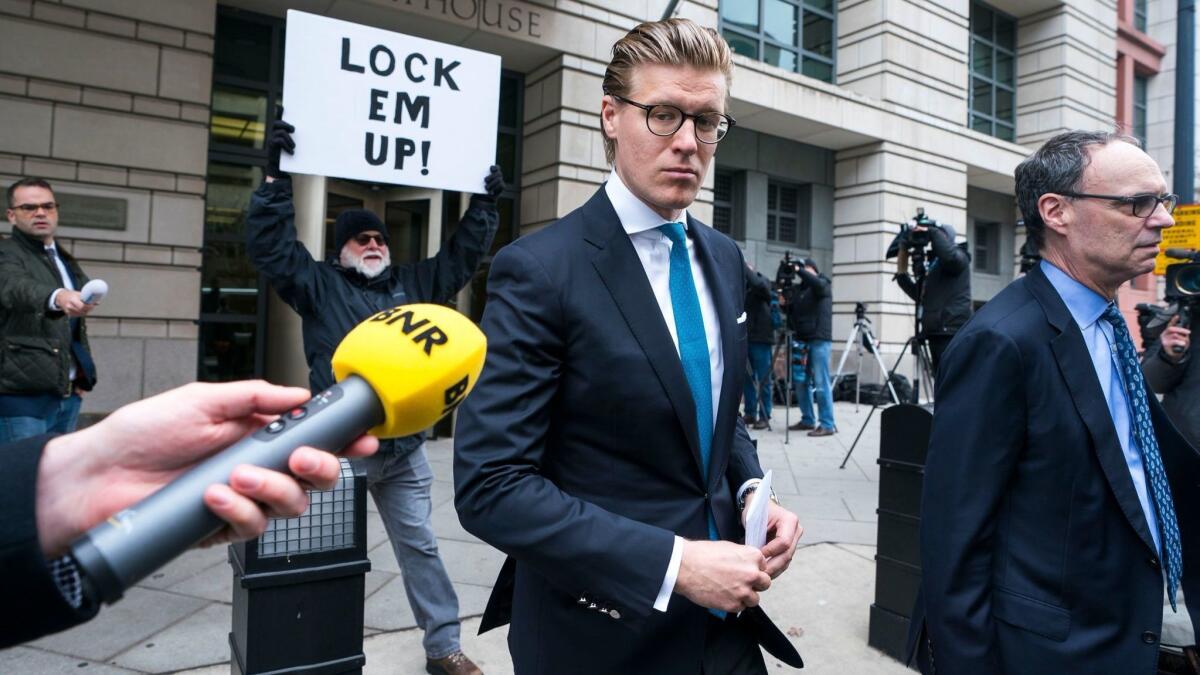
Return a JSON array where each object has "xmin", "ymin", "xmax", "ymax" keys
[
  {"xmin": 609, "ymin": 93, "xmax": 735, "ymax": 143},
  {"xmin": 1059, "ymin": 191, "xmax": 1179, "ymax": 217},
  {"xmin": 10, "ymin": 202, "xmax": 58, "ymax": 214},
  {"xmin": 353, "ymin": 233, "xmax": 387, "ymax": 246}
]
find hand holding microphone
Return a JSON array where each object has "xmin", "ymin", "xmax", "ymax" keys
[{"xmin": 68, "ymin": 303, "xmax": 487, "ymax": 604}]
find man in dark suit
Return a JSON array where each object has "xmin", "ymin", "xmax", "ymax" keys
[
  {"xmin": 912, "ymin": 130, "xmax": 1200, "ymax": 674},
  {"xmin": 454, "ymin": 18, "xmax": 804, "ymax": 675}
]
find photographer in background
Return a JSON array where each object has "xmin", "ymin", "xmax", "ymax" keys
[
  {"xmin": 743, "ymin": 263, "xmax": 777, "ymax": 430},
  {"xmin": 893, "ymin": 215, "xmax": 972, "ymax": 372},
  {"xmin": 1141, "ymin": 251, "xmax": 1198, "ymax": 450},
  {"xmin": 783, "ymin": 257, "xmax": 836, "ymax": 436}
]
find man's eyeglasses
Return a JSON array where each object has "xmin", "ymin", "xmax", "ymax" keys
[
  {"xmin": 10, "ymin": 202, "xmax": 58, "ymax": 214},
  {"xmin": 608, "ymin": 94, "xmax": 735, "ymax": 144},
  {"xmin": 353, "ymin": 233, "xmax": 387, "ymax": 246},
  {"xmin": 1059, "ymin": 192, "xmax": 1179, "ymax": 218}
]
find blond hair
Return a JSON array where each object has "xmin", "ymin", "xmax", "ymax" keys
[{"xmin": 601, "ymin": 18, "xmax": 733, "ymax": 164}]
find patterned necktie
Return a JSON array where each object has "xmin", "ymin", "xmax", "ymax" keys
[
  {"xmin": 659, "ymin": 222, "xmax": 723, "ymax": 618},
  {"xmin": 1101, "ymin": 303, "xmax": 1183, "ymax": 610}
]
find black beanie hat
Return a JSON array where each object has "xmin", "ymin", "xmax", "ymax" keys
[
  {"xmin": 334, "ymin": 209, "xmax": 388, "ymax": 252},
  {"xmin": 803, "ymin": 257, "xmax": 819, "ymax": 274}
]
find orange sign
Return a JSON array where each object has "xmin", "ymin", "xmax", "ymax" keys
[{"xmin": 1156, "ymin": 204, "xmax": 1200, "ymax": 274}]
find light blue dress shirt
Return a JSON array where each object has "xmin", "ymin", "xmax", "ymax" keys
[{"xmin": 1040, "ymin": 260, "xmax": 1161, "ymax": 553}]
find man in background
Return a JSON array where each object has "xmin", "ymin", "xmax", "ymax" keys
[
  {"xmin": 0, "ymin": 178, "xmax": 98, "ymax": 442},
  {"xmin": 743, "ymin": 263, "xmax": 776, "ymax": 430},
  {"xmin": 784, "ymin": 258, "xmax": 835, "ymax": 436}
]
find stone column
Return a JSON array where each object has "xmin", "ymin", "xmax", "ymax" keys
[
  {"xmin": 1015, "ymin": 1, "xmax": 1118, "ymax": 145},
  {"xmin": 264, "ymin": 174, "xmax": 326, "ymax": 389},
  {"xmin": 832, "ymin": 142, "xmax": 968, "ymax": 390}
]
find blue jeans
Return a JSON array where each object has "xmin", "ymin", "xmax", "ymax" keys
[
  {"xmin": 0, "ymin": 395, "xmax": 81, "ymax": 444},
  {"xmin": 743, "ymin": 342, "xmax": 773, "ymax": 419},
  {"xmin": 352, "ymin": 445, "xmax": 461, "ymax": 659},
  {"xmin": 796, "ymin": 340, "xmax": 836, "ymax": 430}
]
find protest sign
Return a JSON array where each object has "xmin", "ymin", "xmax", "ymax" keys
[{"xmin": 280, "ymin": 10, "xmax": 500, "ymax": 192}]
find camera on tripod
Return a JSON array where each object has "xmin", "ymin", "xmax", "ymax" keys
[
  {"xmin": 886, "ymin": 208, "xmax": 944, "ymax": 262},
  {"xmin": 1135, "ymin": 248, "xmax": 1199, "ymax": 353},
  {"xmin": 775, "ymin": 251, "xmax": 803, "ymax": 291}
]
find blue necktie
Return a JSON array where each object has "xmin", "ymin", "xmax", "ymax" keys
[
  {"xmin": 1102, "ymin": 303, "xmax": 1183, "ymax": 610},
  {"xmin": 659, "ymin": 223, "xmax": 725, "ymax": 619}
]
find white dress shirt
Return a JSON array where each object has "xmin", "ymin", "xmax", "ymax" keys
[
  {"xmin": 603, "ymin": 172, "xmax": 729, "ymax": 612},
  {"xmin": 45, "ymin": 243, "xmax": 78, "ymax": 382}
]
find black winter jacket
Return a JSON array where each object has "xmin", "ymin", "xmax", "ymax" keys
[
  {"xmin": 786, "ymin": 268, "xmax": 832, "ymax": 341},
  {"xmin": 1143, "ymin": 340, "xmax": 1199, "ymax": 449},
  {"xmin": 896, "ymin": 226, "xmax": 972, "ymax": 336},
  {"xmin": 0, "ymin": 229, "xmax": 95, "ymax": 399},
  {"xmin": 246, "ymin": 178, "xmax": 497, "ymax": 454},
  {"xmin": 744, "ymin": 268, "xmax": 774, "ymax": 344}
]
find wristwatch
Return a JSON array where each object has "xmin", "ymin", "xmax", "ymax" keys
[{"xmin": 738, "ymin": 482, "xmax": 780, "ymax": 511}]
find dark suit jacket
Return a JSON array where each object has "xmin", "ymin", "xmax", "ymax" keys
[
  {"xmin": 910, "ymin": 263, "xmax": 1200, "ymax": 674},
  {"xmin": 454, "ymin": 188, "xmax": 802, "ymax": 674},
  {"xmin": 1, "ymin": 433, "xmax": 99, "ymax": 647}
]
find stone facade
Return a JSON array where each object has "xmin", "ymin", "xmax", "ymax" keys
[
  {"xmin": 1, "ymin": 0, "xmax": 1179, "ymax": 410},
  {"xmin": 0, "ymin": 0, "xmax": 213, "ymax": 412}
]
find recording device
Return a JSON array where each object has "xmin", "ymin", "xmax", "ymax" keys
[
  {"xmin": 69, "ymin": 303, "xmax": 487, "ymax": 604},
  {"xmin": 1135, "ymin": 248, "xmax": 1199, "ymax": 353},
  {"xmin": 886, "ymin": 208, "xmax": 944, "ymax": 260},
  {"xmin": 79, "ymin": 279, "xmax": 108, "ymax": 304},
  {"xmin": 775, "ymin": 251, "xmax": 802, "ymax": 291}
]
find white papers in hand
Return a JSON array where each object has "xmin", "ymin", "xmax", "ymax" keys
[{"xmin": 743, "ymin": 470, "xmax": 773, "ymax": 550}]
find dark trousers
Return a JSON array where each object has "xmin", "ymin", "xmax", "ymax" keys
[{"xmin": 702, "ymin": 614, "xmax": 767, "ymax": 674}]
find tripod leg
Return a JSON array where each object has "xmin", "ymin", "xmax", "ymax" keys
[
  {"xmin": 832, "ymin": 326, "xmax": 857, "ymax": 390},
  {"xmin": 839, "ymin": 337, "xmax": 914, "ymax": 469},
  {"xmin": 865, "ymin": 328, "xmax": 900, "ymax": 404}
]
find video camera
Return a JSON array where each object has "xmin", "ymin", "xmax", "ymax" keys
[
  {"xmin": 886, "ymin": 208, "xmax": 944, "ymax": 259},
  {"xmin": 775, "ymin": 251, "xmax": 803, "ymax": 291},
  {"xmin": 1135, "ymin": 248, "xmax": 1199, "ymax": 353}
]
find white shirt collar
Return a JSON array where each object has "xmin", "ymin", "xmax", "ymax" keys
[{"xmin": 604, "ymin": 170, "xmax": 690, "ymax": 236}]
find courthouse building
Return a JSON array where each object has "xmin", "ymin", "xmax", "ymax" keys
[{"xmin": 0, "ymin": 0, "xmax": 1193, "ymax": 412}]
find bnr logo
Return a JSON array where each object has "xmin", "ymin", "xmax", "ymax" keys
[
  {"xmin": 370, "ymin": 308, "xmax": 450, "ymax": 355},
  {"xmin": 442, "ymin": 375, "xmax": 469, "ymax": 415}
]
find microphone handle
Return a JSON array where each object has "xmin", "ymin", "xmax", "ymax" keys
[{"xmin": 70, "ymin": 375, "xmax": 384, "ymax": 604}]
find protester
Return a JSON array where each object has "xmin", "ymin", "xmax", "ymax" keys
[
  {"xmin": 0, "ymin": 178, "xmax": 99, "ymax": 442},
  {"xmin": 911, "ymin": 130, "xmax": 1199, "ymax": 674},
  {"xmin": 245, "ymin": 120, "xmax": 498, "ymax": 675},
  {"xmin": 784, "ymin": 258, "xmax": 835, "ymax": 436},
  {"xmin": 454, "ymin": 18, "xmax": 803, "ymax": 674},
  {"xmin": 1, "ymin": 380, "xmax": 377, "ymax": 649}
]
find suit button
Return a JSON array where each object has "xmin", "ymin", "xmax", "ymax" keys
[
  {"xmin": 1142, "ymin": 631, "xmax": 1158, "ymax": 644},
  {"xmin": 1149, "ymin": 557, "xmax": 1160, "ymax": 569},
  {"xmin": 609, "ymin": 609, "xmax": 621, "ymax": 620},
  {"xmin": 703, "ymin": 492, "xmax": 710, "ymax": 501}
]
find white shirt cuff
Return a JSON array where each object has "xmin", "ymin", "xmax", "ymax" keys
[
  {"xmin": 653, "ymin": 535, "xmax": 685, "ymax": 612},
  {"xmin": 48, "ymin": 288, "xmax": 63, "ymax": 310},
  {"xmin": 736, "ymin": 478, "xmax": 763, "ymax": 508}
]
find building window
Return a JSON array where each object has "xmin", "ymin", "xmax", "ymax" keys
[
  {"xmin": 713, "ymin": 169, "xmax": 735, "ymax": 236},
  {"xmin": 1133, "ymin": 74, "xmax": 1148, "ymax": 148},
  {"xmin": 767, "ymin": 180, "xmax": 808, "ymax": 247},
  {"xmin": 720, "ymin": 0, "xmax": 837, "ymax": 83},
  {"xmin": 1134, "ymin": 0, "xmax": 1148, "ymax": 32},
  {"xmin": 974, "ymin": 220, "xmax": 1000, "ymax": 274},
  {"xmin": 969, "ymin": 2, "xmax": 1017, "ymax": 141}
]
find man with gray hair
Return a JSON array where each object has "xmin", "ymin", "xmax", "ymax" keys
[
  {"xmin": 455, "ymin": 17, "xmax": 803, "ymax": 674},
  {"xmin": 910, "ymin": 130, "xmax": 1200, "ymax": 674}
]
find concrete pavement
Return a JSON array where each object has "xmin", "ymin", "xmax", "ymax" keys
[{"xmin": 2, "ymin": 400, "xmax": 909, "ymax": 674}]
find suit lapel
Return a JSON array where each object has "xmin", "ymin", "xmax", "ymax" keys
[
  {"xmin": 688, "ymin": 216, "xmax": 739, "ymax": 491},
  {"xmin": 1027, "ymin": 265, "xmax": 1158, "ymax": 555},
  {"xmin": 584, "ymin": 189, "xmax": 706, "ymax": 477}
]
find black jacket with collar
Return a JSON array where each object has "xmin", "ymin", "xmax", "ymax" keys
[
  {"xmin": 0, "ymin": 228, "xmax": 95, "ymax": 399},
  {"xmin": 245, "ymin": 178, "xmax": 497, "ymax": 453}
]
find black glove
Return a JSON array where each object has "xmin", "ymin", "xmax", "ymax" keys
[
  {"xmin": 471, "ymin": 165, "xmax": 506, "ymax": 205},
  {"xmin": 267, "ymin": 119, "xmax": 296, "ymax": 179}
]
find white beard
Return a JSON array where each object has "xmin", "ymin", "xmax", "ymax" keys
[{"xmin": 340, "ymin": 248, "xmax": 391, "ymax": 278}]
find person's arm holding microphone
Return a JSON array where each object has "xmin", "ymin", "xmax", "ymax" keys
[
  {"xmin": 3, "ymin": 380, "xmax": 378, "ymax": 649},
  {"xmin": 1142, "ymin": 316, "xmax": 1190, "ymax": 393}
]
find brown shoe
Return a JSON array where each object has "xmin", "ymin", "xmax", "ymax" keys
[
  {"xmin": 788, "ymin": 421, "xmax": 816, "ymax": 431},
  {"xmin": 426, "ymin": 652, "xmax": 482, "ymax": 675},
  {"xmin": 752, "ymin": 419, "xmax": 770, "ymax": 430},
  {"xmin": 807, "ymin": 427, "xmax": 836, "ymax": 437},
  {"xmin": 743, "ymin": 414, "xmax": 758, "ymax": 426}
]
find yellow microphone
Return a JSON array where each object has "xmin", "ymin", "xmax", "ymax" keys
[{"xmin": 71, "ymin": 304, "xmax": 486, "ymax": 604}]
